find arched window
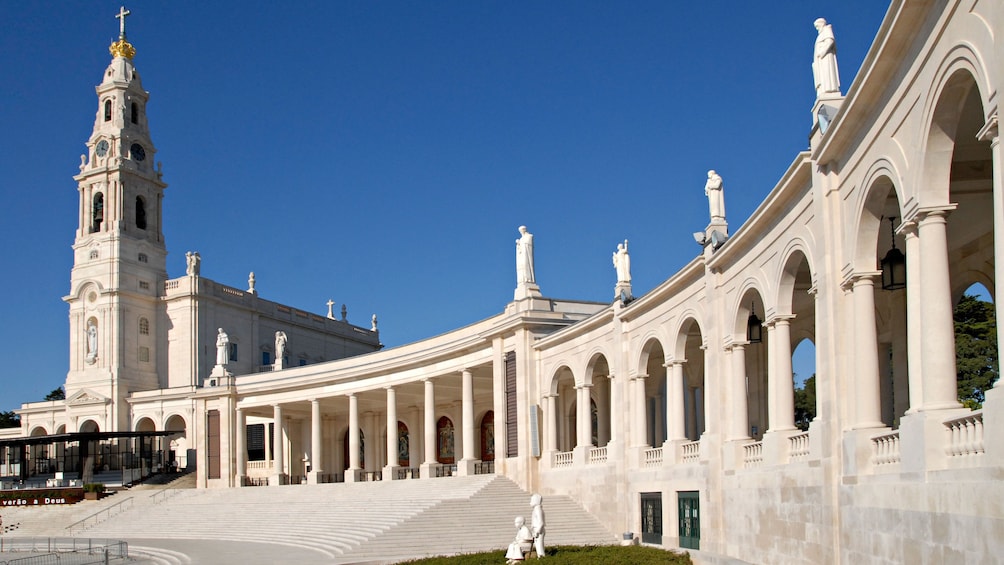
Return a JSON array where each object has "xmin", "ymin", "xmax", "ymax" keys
[
  {"xmin": 130, "ymin": 102, "xmax": 138, "ymax": 124},
  {"xmin": 139, "ymin": 317, "xmax": 150, "ymax": 335},
  {"xmin": 436, "ymin": 416, "xmax": 455, "ymax": 464},
  {"xmin": 135, "ymin": 196, "xmax": 147, "ymax": 230},
  {"xmin": 103, "ymin": 100, "xmax": 112, "ymax": 121},
  {"xmin": 91, "ymin": 193, "xmax": 104, "ymax": 233}
]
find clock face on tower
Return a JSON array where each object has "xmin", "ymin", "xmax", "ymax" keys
[
  {"xmin": 95, "ymin": 139, "xmax": 109, "ymax": 157},
  {"xmin": 130, "ymin": 143, "xmax": 146, "ymax": 162}
]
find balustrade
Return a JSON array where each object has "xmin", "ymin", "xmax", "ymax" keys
[
  {"xmin": 680, "ymin": 441, "xmax": 700, "ymax": 464},
  {"xmin": 944, "ymin": 412, "xmax": 984, "ymax": 457},
  {"xmin": 788, "ymin": 432, "xmax": 810, "ymax": 462},
  {"xmin": 871, "ymin": 432, "xmax": 901, "ymax": 466},
  {"xmin": 553, "ymin": 451, "xmax": 574, "ymax": 467},
  {"xmin": 743, "ymin": 441, "xmax": 763, "ymax": 468},
  {"xmin": 589, "ymin": 446, "xmax": 608, "ymax": 464},
  {"xmin": 643, "ymin": 447, "xmax": 663, "ymax": 467}
]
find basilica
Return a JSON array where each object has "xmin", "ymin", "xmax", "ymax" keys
[{"xmin": 3, "ymin": 1, "xmax": 1003, "ymax": 563}]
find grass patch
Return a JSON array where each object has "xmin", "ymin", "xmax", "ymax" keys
[{"xmin": 397, "ymin": 544, "xmax": 692, "ymax": 564}]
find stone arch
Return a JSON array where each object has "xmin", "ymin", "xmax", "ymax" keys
[
  {"xmin": 164, "ymin": 414, "xmax": 189, "ymax": 470},
  {"xmin": 79, "ymin": 420, "xmax": 99, "ymax": 433},
  {"xmin": 917, "ymin": 43, "xmax": 992, "ymax": 203},
  {"xmin": 851, "ymin": 163, "xmax": 905, "ymax": 274},
  {"xmin": 735, "ymin": 286, "xmax": 768, "ymax": 439},
  {"xmin": 134, "ymin": 417, "xmax": 156, "ymax": 432},
  {"xmin": 637, "ymin": 337, "xmax": 668, "ymax": 448},
  {"xmin": 672, "ymin": 316, "xmax": 706, "ymax": 441},
  {"xmin": 775, "ymin": 241, "xmax": 816, "ymax": 316},
  {"xmin": 583, "ymin": 351, "xmax": 612, "ymax": 447},
  {"xmin": 548, "ymin": 365, "xmax": 576, "ymax": 452}
]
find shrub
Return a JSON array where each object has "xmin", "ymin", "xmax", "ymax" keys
[
  {"xmin": 83, "ymin": 483, "xmax": 106, "ymax": 494},
  {"xmin": 398, "ymin": 545, "xmax": 691, "ymax": 564}
]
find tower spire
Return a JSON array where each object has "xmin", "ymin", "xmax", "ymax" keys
[{"xmin": 110, "ymin": 6, "xmax": 136, "ymax": 59}]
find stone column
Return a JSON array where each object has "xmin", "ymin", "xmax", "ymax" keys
[
  {"xmin": 607, "ymin": 374, "xmax": 619, "ymax": 447},
  {"xmin": 305, "ymin": 399, "xmax": 322, "ymax": 484},
  {"xmin": 271, "ymin": 404, "xmax": 285, "ymax": 485},
  {"xmin": 902, "ymin": 222, "xmax": 924, "ymax": 412},
  {"xmin": 977, "ymin": 116, "xmax": 1002, "ymax": 388},
  {"xmin": 460, "ymin": 370, "xmax": 476, "ymax": 475},
  {"xmin": 385, "ymin": 387, "xmax": 398, "ymax": 479},
  {"xmin": 665, "ymin": 362, "xmax": 686, "ymax": 442},
  {"xmin": 685, "ymin": 387, "xmax": 698, "ymax": 439},
  {"xmin": 634, "ymin": 375, "xmax": 649, "ymax": 447},
  {"xmin": 235, "ymin": 407, "xmax": 246, "ymax": 487},
  {"xmin": 421, "ymin": 379, "xmax": 436, "ymax": 478},
  {"xmin": 545, "ymin": 394, "xmax": 558, "ymax": 454},
  {"xmin": 918, "ymin": 208, "xmax": 962, "ymax": 410},
  {"xmin": 770, "ymin": 316, "xmax": 797, "ymax": 432},
  {"xmin": 851, "ymin": 273, "xmax": 885, "ymax": 428},
  {"xmin": 729, "ymin": 344, "xmax": 750, "ymax": 440},
  {"xmin": 347, "ymin": 394, "xmax": 361, "ymax": 482},
  {"xmin": 576, "ymin": 384, "xmax": 593, "ymax": 449},
  {"xmin": 596, "ymin": 377, "xmax": 610, "ymax": 446}
]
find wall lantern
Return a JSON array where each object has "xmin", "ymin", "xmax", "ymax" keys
[
  {"xmin": 881, "ymin": 216, "xmax": 906, "ymax": 291},
  {"xmin": 746, "ymin": 302, "xmax": 763, "ymax": 344}
]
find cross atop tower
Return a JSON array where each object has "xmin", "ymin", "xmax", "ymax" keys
[{"xmin": 115, "ymin": 6, "xmax": 131, "ymax": 39}]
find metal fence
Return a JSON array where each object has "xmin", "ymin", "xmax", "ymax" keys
[{"xmin": 0, "ymin": 538, "xmax": 128, "ymax": 565}]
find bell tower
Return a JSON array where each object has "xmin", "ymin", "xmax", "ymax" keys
[{"xmin": 64, "ymin": 7, "xmax": 167, "ymax": 432}]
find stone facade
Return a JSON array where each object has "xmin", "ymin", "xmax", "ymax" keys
[{"xmin": 5, "ymin": 1, "xmax": 1004, "ymax": 563}]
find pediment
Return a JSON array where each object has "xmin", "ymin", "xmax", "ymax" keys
[{"xmin": 66, "ymin": 389, "xmax": 110, "ymax": 406}]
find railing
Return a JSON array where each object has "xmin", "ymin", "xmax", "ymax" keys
[
  {"xmin": 743, "ymin": 441, "xmax": 763, "ymax": 468},
  {"xmin": 395, "ymin": 467, "xmax": 421, "ymax": 479},
  {"xmin": 944, "ymin": 412, "xmax": 984, "ymax": 457},
  {"xmin": 553, "ymin": 451, "xmax": 573, "ymax": 467},
  {"xmin": 66, "ymin": 497, "xmax": 134, "ymax": 534},
  {"xmin": 254, "ymin": 364, "xmax": 275, "ymax": 374},
  {"xmin": 218, "ymin": 285, "xmax": 245, "ymax": 298},
  {"xmin": 589, "ymin": 446, "xmax": 608, "ymax": 464},
  {"xmin": 871, "ymin": 432, "xmax": 901, "ymax": 466},
  {"xmin": 789, "ymin": 432, "xmax": 810, "ymax": 462},
  {"xmin": 0, "ymin": 538, "xmax": 129, "ymax": 562},
  {"xmin": 474, "ymin": 461, "xmax": 495, "ymax": 474},
  {"xmin": 680, "ymin": 441, "xmax": 700, "ymax": 464},
  {"xmin": 434, "ymin": 465, "xmax": 457, "ymax": 478},
  {"xmin": 643, "ymin": 447, "xmax": 663, "ymax": 467},
  {"xmin": 361, "ymin": 471, "xmax": 382, "ymax": 482},
  {"xmin": 245, "ymin": 477, "xmax": 269, "ymax": 487},
  {"xmin": 164, "ymin": 280, "xmax": 180, "ymax": 291},
  {"xmin": 149, "ymin": 483, "xmax": 183, "ymax": 504}
]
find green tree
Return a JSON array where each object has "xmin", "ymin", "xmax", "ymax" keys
[
  {"xmin": 955, "ymin": 294, "xmax": 998, "ymax": 409},
  {"xmin": 44, "ymin": 387, "xmax": 65, "ymax": 401},
  {"xmin": 0, "ymin": 410, "xmax": 20, "ymax": 428},
  {"xmin": 794, "ymin": 375, "xmax": 816, "ymax": 431}
]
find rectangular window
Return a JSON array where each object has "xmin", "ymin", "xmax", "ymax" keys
[
  {"xmin": 262, "ymin": 351, "xmax": 271, "ymax": 365},
  {"xmin": 677, "ymin": 491, "xmax": 700, "ymax": 550},
  {"xmin": 246, "ymin": 423, "xmax": 265, "ymax": 462},
  {"xmin": 505, "ymin": 351, "xmax": 518, "ymax": 458},
  {"xmin": 229, "ymin": 343, "xmax": 238, "ymax": 362},
  {"xmin": 139, "ymin": 281, "xmax": 150, "ymax": 290},
  {"xmin": 207, "ymin": 410, "xmax": 221, "ymax": 479}
]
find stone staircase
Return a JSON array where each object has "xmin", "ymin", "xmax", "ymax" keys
[{"xmin": 3, "ymin": 474, "xmax": 615, "ymax": 563}]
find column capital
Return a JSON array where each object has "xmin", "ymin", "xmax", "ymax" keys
[
  {"xmin": 977, "ymin": 113, "xmax": 998, "ymax": 144},
  {"xmin": 633, "ymin": 373, "xmax": 649, "ymax": 380},
  {"xmin": 841, "ymin": 270, "xmax": 882, "ymax": 291},
  {"xmin": 896, "ymin": 219, "xmax": 919, "ymax": 237},
  {"xmin": 384, "ymin": 385, "xmax": 395, "ymax": 392},
  {"xmin": 309, "ymin": 398, "xmax": 320, "ymax": 404},
  {"xmin": 575, "ymin": 382, "xmax": 593, "ymax": 390},
  {"xmin": 917, "ymin": 204, "xmax": 958, "ymax": 223},
  {"xmin": 766, "ymin": 314, "xmax": 796, "ymax": 326},
  {"xmin": 663, "ymin": 359, "xmax": 686, "ymax": 368},
  {"xmin": 725, "ymin": 341, "xmax": 748, "ymax": 352}
]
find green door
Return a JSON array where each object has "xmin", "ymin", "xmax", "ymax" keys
[{"xmin": 678, "ymin": 491, "xmax": 700, "ymax": 550}]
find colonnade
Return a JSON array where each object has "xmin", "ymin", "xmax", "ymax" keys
[{"xmin": 233, "ymin": 369, "xmax": 491, "ymax": 485}]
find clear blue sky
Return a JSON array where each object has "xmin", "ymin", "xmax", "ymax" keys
[{"xmin": 0, "ymin": 2, "xmax": 891, "ymax": 411}]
